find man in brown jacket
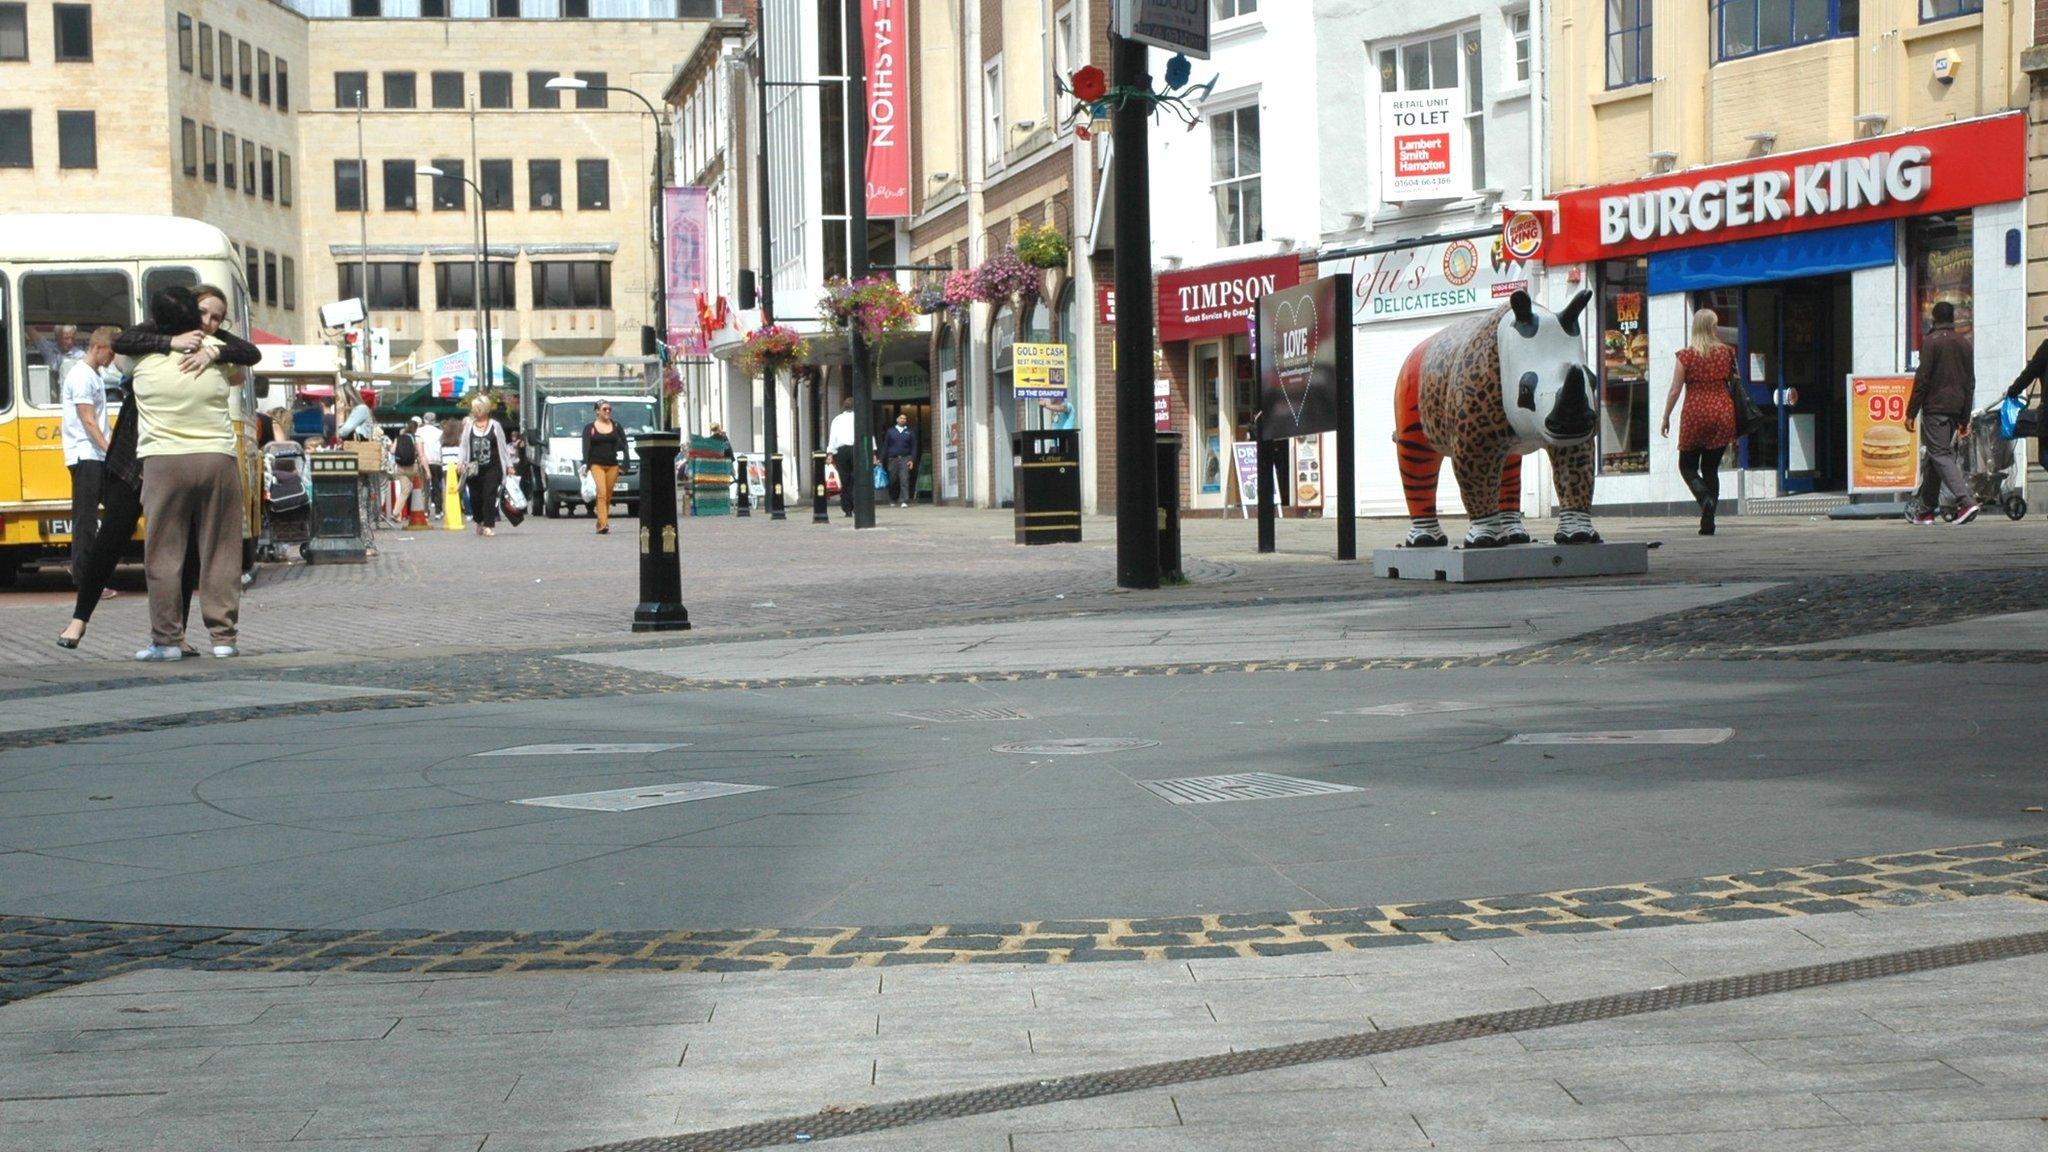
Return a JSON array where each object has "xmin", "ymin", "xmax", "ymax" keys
[{"xmin": 1906, "ymin": 300, "xmax": 1980, "ymax": 525}]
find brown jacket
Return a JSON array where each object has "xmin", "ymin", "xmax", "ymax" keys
[{"xmin": 1908, "ymin": 323, "xmax": 1974, "ymax": 420}]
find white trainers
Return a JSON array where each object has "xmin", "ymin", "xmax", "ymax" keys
[
  {"xmin": 211, "ymin": 645, "xmax": 240, "ymax": 658},
  {"xmin": 134, "ymin": 645, "xmax": 184, "ymax": 662}
]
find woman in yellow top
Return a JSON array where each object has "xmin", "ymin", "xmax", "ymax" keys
[{"xmin": 129, "ymin": 285, "xmax": 244, "ymax": 661}]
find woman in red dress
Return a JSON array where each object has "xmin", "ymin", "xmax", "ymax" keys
[{"xmin": 1660, "ymin": 308, "xmax": 1739, "ymax": 535}]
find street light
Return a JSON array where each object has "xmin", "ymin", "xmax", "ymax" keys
[
  {"xmin": 545, "ymin": 75, "xmax": 671, "ymax": 429},
  {"xmin": 416, "ymin": 165, "xmax": 495, "ymax": 400}
]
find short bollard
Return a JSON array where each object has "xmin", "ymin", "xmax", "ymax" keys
[
  {"xmin": 629, "ymin": 431, "xmax": 691, "ymax": 633},
  {"xmin": 812, "ymin": 451, "xmax": 830, "ymax": 523},
  {"xmin": 733, "ymin": 454, "xmax": 752, "ymax": 518}
]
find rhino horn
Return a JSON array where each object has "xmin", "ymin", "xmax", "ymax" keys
[
  {"xmin": 1558, "ymin": 289, "xmax": 1594, "ymax": 337},
  {"xmin": 1509, "ymin": 290, "xmax": 1537, "ymax": 337}
]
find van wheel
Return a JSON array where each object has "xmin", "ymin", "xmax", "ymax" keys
[
  {"xmin": 544, "ymin": 499, "xmax": 560, "ymax": 519},
  {"xmin": 0, "ymin": 562, "xmax": 16, "ymax": 588}
]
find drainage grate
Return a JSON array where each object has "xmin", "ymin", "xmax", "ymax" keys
[
  {"xmin": 513, "ymin": 781, "xmax": 774, "ymax": 812},
  {"xmin": 476, "ymin": 743, "xmax": 690, "ymax": 757},
  {"xmin": 895, "ymin": 707, "xmax": 1033, "ymax": 723},
  {"xmin": 1327, "ymin": 701, "xmax": 1487, "ymax": 717},
  {"xmin": 991, "ymin": 738, "xmax": 1160, "ymax": 756},
  {"xmin": 1506, "ymin": 728, "xmax": 1733, "ymax": 746},
  {"xmin": 569, "ymin": 927, "xmax": 2048, "ymax": 1152},
  {"xmin": 1141, "ymin": 772, "xmax": 1361, "ymax": 805}
]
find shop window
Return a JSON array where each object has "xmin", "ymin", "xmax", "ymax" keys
[
  {"xmin": 383, "ymin": 158, "xmax": 416, "ymax": 210},
  {"xmin": 1713, "ymin": 0, "xmax": 1855, "ymax": 62},
  {"xmin": 1906, "ymin": 212, "xmax": 1972, "ymax": 361},
  {"xmin": 338, "ymin": 262, "xmax": 419, "ymax": 310},
  {"xmin": 1596, "ymin": 257, "xmax": 1650, "ymax": 475},
  {"xmin": 1210, "ymin": 105, "xmax": 1262, "ymax": 247},
  {"xmin": 1606, "ymin": 0, "xmax": 1651, "ymax": 87},
  {"xmin": 480, "ymin": 71, "xmax": 512, "ymax": 108},
  {"xmin": 530, "ymin": 261, "xmax": 611, "ymax": 309},
  {"xmin": 1921, "ymin": 0, "xmax": 1977, "ymax": 18},
  {"xmin": 333, "ymin": 158, "xmax": 362, "ymax": 210},
  {"xmin": 0, "ymin": 5, "xmax": 25, "ymax": 61},
  {"xmin": 52, "ymin": 3, "xmax": 90, "ymax": 61},
  {"xmin": 177, "ymin": 13, "xmax": 193, "ymax": 71},
  {"xmin": 432, "ymin": 71, "xmax": 464, "ymax": 109},
  {"xmin": 1377, "ymin": 27, "xmax": 1486, "ymax": 192},
  {"xmin": 0, "ymin": 109, "xmax": 31, "ymax": 168}
]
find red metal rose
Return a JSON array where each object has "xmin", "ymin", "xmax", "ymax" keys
[{"xmin": 1069, "ymin": 65, "xmax": 1106, "ymax": 103}]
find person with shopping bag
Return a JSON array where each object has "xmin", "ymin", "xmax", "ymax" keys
[{"xmin": 2007, "ymin": 322, "xmax": 2048, "ymax": 452}]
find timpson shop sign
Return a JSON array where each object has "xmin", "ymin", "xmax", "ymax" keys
[{"xmin": 1533, "ymin": 114, "xmax": 2024, "ymax": 265}]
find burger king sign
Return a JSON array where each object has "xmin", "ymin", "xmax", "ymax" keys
[{"xmin": 1501, "ymin": 209, "xmax": 1545, "ymax": 262}]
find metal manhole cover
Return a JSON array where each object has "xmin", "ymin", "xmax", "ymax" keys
[
  {"xmin": 896, "ymin": 707, "xmax": 1033, "ymax": 723},
  {"xmin": 513, "ymin": 781, "xmax": 774, "ymax": 811},
  {"xmin": 475, "ymin": 743, "xmax": 690, "ymax": 757},
  {"xmin": 1327, "ymin": 702, "xmax": 1487, "ymax": 717},
  {"xmin": 1141, "ymin": 772, "xmax": 1362, "ymax": 804},
  {"xmin": 991, "ymin": 738, "xmax": 1159, "ymax": 756},
  {"xmin": 1505, "ymin": 728, "xmax": 1733, "ymax": 746}
]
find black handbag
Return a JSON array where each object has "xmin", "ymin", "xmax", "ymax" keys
[{"xmin": 1727, "ymin": 375, "xmax": 1771, "ymax": 439}]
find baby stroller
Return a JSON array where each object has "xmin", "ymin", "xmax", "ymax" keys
[
  {"xmin": 1959, "ymin": 399, "xmax": 2029, "ymax": 521},
  {"xmin": 261, "ymin": 442, "xmax": 314, "ymax": 560}
]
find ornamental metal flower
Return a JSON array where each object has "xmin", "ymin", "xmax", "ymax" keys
[
  {"xmin": 1069, "ymin": 65, "xmax": 1107, "ymax": 103},
  {"xmin": 1056, "ymin": 53, "xmax": 1216, "ymax": 133}
]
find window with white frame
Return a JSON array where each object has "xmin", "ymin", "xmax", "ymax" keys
[
  {"xmin": 1210, "ymin": 104, "xmax": 1261, "ymax": 247},
  {"xmin": 1377, "ymin": 28, "xmax": 1486, "ymax": 192},
  {"xmin": 1212, "ymin": 0, "xmax": 1257, "ymax": 18},
  {"xmin": 1508, "ymin": 9, "xmax": 1531, "ymax": 84},
  {"xmin": 983, "ymin": 58, "xmax": 1004, "ymax": 173},
  {"xmin": 1053, "ymin": 5, "xmax": 1076, "ymax": 127}
]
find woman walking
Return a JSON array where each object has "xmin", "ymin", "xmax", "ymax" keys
[
  {"xmin": 581, "ymin": 401, "xmax": 629, "ymax": 534},
  {"xmin": 457, "ymin": 394, "xmax": 513, "ymax": 538},
  {"xmin": 59, "ymin": 285, "xmax": 258, "ymax": 653},
  {"xmin": 1660, "ymin": 308, "xmax": 1739, "ymax": 536}
]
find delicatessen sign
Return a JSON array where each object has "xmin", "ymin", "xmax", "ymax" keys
[{"xmin": 1537, "ymin": 114, "xmax": 2024, "ymax": 264}]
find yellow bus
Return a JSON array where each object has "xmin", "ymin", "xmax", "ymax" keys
[{"xmin": 0, "ymin": 214, "xmax": 262, "ymax": 584}]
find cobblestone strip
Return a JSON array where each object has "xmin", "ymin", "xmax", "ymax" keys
[{"xmin": 5, "ymin": 838, "xmax": 2043, "ymax": 1006}]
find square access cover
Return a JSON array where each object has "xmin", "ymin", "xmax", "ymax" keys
[{"xmin": 514, "ymin": 781, "xmax": 774, "ymax": 812}]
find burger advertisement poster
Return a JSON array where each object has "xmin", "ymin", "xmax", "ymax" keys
[
  {"xmin": 1848, "ymin": 375, "xmax": 1916, "ymax": 493},
  {"xmin": 1603, "ymin": 292, "xmax": 1647, "ymax": 380}
]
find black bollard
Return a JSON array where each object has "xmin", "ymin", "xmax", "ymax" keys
[
  {"xmin": 733, "ymin": 454, "xmax": 751, "ymax": 518},
  {"xmin": 768, "ymin": 454, "xmax": 786, "ymax": 520},
  {"xmin": 812, "ymin": 451, "xmax": 830, "ymax": 523},
  {"xmin": 629, "ymin": 432, "xmax": 691, "ymax": 632}
]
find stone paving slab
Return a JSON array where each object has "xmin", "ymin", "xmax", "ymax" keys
[
  {"xmin": 1782, "ymin": 608, "xmax": 2048, "ymax": 653},
  {"xmin": 1, "ymin": 900, "xmax": 2042, "ymax": 1152},
  {"xmin": 0, "ymin": 681, "xmax": 415, "ymax": 734}
]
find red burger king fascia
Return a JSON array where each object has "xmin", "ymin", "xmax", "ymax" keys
[{"xmin": 1535, "ymin": 114, "xmax": 2024, "ymax": 265}]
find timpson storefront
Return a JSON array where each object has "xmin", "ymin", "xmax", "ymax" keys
[{"xmin": 1515, "ymin": 112, "xmax": 2026, "ymax": 513}]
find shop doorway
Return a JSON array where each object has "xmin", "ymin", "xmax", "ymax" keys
[
  {"xmin": 876, "ymin": 399, "xmax": 933, "ymax": 503},
  {"xmin": 1697, "ymin": 275, "xmax": 1853, "ymax": 494}
]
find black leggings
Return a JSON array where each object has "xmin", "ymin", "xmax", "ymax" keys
[
  {"xmin": 1677, "ymin": 447, "xmax": 1725, "ymax": 511},
  {"xmin": 72, "ymin": 475, "xmax": 197, "ymax": 626},
  {"xmin": 467, "ymin": 465, "xmax": 502, "ymax": 528}
]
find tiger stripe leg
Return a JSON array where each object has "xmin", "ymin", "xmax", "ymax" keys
[{"xmin": 1394, "ymin": 347, "xmax": 1448, "ymax": 548}]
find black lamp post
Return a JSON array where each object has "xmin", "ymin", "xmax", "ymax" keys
[{"xmin": 415, "ymin": 165, "xmax": 493, "ymax": 393}]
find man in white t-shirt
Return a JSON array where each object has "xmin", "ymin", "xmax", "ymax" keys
[
  {"xmin": 825, "ymin": 397, "xmax": 857, "ymax": 518},
  {"xmin": 414, "ymin": 414, "xmax": 445, "ymax": 515},
  {"xmin": 60, "ymin": 327, "xmax": 119, "ymax": 584}
]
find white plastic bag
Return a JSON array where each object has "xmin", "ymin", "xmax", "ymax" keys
[
  {"xmin": 579, "ymin": 470, "xmax": 598, "ymax": 503},
  {"xmin": 502, "ymin": 474, "xmax": 529, "ymax": 513}
]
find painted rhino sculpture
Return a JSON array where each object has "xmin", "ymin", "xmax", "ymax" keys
[{"xmin": 1392, "ymin": 289, "xmax": 1601, "ymax": 548}]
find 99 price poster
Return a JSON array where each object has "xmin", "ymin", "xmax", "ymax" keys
[{"xmin": 1848, "ymin": 375, "xmax": 1916, "ymax": 493}]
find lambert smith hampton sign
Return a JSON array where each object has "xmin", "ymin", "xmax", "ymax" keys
[
  {"xmin": 1540, "ymin": 114, "xmax": 2025, "ymax": 264},
  {"xmin": 1380, "ymin": 88, "xmax": 1470, "ymax": 201}
]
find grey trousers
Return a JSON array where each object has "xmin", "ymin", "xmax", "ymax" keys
[
  {"xmin": 1914, "ymin": 413, "xmax": 1972, "ymax": 510},
  {"xmin": 887, "ymin": 456, "xmax": 916, "ymax": 503},
  {"xmin": 141, "ymin": 453, "xmax": 243, "ymax": 647}
]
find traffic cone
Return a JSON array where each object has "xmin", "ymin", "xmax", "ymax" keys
[
  {"xmin": 443, "ymin": 466, "xmax": 465, "ymax": 531},
  {"xmin": 407, "ymin": 483, "xmax": 428, "ymax": 529}
]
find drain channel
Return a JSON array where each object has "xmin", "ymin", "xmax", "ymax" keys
[{"xmin": 571, "ymin": 926, "xmax": 2048, "ymax": 1152}]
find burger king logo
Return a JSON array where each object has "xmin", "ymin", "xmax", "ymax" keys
[{"xmin": 1503, "ymin": 210, "xmax": 1544, "ymax": 262}]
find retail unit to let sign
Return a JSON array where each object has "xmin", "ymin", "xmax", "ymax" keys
[
  {"xmin": 1847, "ymin": 375, "xmax": 1916, "ymax": 493},
  {"xmin": 1014, "ymin": 342, "xmax": 1069, "ymax": 400},
  {"xmin": 1380, "ymin": 88, "xmax": 1469, "ymax": 201},
  {"xmin": 1115, "ymin": 0, "xmax": 1209, "ymax": 58},
  {"xmin": 861, "ymin": 0, "xmax": 910, "ymax": 217}
]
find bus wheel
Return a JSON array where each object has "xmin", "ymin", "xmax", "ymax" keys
[{"xmin": 0, "ymin": 561, "xmax": 16, "ymax": 588}]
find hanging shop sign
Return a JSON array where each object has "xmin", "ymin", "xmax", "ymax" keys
[
  {"xmin": 862, "ymin": 0, "xmax": 911, "ymax": 218},
  {"xmin": 1157, "ymin": 255, "xmax": 1300, "ymax": 342},
  {"xmin": 1539, "ymin": 113, "xmax": 2024, "ymax": 264},
  {"xmin": 1380, "ymin": 88, "xmax": 1470, "ymax": 201},
  {"xmin": 1847, "ymin": 375, "xmax": 1917, "ymax": 493},
  {"xmin": 1325, "ymin": 236, "xmax": 1531, "ymax": 324},
  {"xmin": 1014, "ymin": 342, "xmax": 1069, "ymax": 400},
  {"xmin": 1115, "ymin": 0, "xmax": 1210, "ymax": 59}
]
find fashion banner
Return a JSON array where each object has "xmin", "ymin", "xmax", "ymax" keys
[
  {"xmin": 1014, "ymin": 342, "xmax": 1068, "ymax": 400},
  {"xmin": 1847, "ymin": 374, "xmax": 1916, "ymax": 493},
  {"xmin": 663, "ymin": 186, "xmax": 709, "ymax": 355},
  {"xmin": 862, "ymin": 0, "xmax": 911, "ymax": 218},
  {"xmin": 1255, "ymin": 273, "xmax": 1349, "ymax": 439}
]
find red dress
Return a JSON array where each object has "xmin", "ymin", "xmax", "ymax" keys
[{"xmin": 1675, "ymin": 345, "xmax": 1738, "ymax": 451}]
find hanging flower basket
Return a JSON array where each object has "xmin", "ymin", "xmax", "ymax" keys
[
  {"xmin": 736, "ymin": 324, "xmax": 810, "ymax": 377},
  {"xmin": 942, "ymin": 269, "xmax": 978, "ymax": 314},
  {"xmin": 819, "ymin": 276, "xmax": 917, "ymax": 343},
  {"xmin": 913, "ymin": 286, "xmax": 949, "ymax": 315},
  {"xmin": 970, "ymin": 249, "xmax": 1039, "ymax": 304},
  {"xmin": 1014, "ymin": 223, "xmax": 1071, "ymax": 271}
]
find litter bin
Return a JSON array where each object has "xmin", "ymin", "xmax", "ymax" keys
[
  {"xmin": 1155, "ymin": 432, "xmax": 1183, "ymax": 581},
  {"xmin": 1012, "ymin": 429, "xmax": 1081, "ymax": 545},
  {"xmin": 305, "ymin": 451, "xmax": 367, "ymax": 564}
]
